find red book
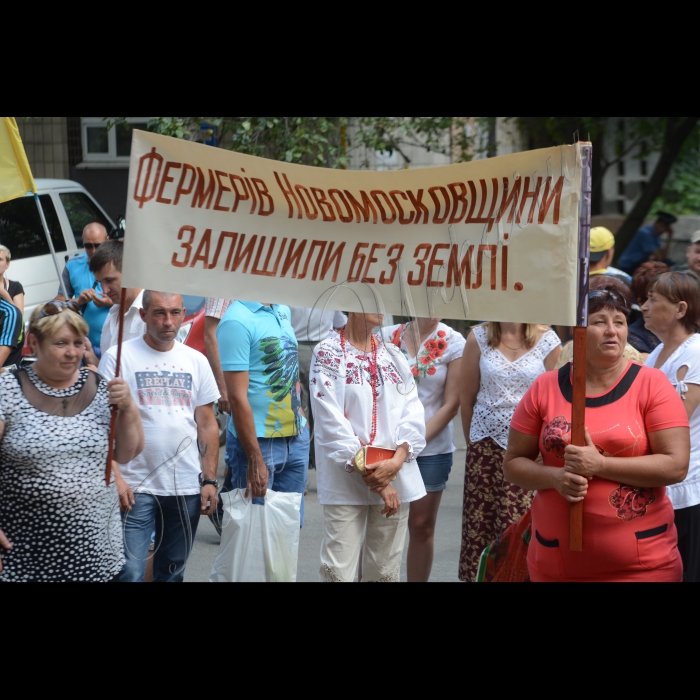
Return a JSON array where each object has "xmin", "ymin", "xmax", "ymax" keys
[{"xmin": 365, "ymin": 446, "xmax": 397, "ymax": 469}]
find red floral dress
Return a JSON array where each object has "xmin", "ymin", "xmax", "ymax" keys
[{"xmin": 512, "ymin": 363, "xmax": 689, "ymax": 583}]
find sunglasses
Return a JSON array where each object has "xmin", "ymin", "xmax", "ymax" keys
[
  {"xmin": 34, "ymin": 301, "xmax": 81, "ymax": 322},
  {"xmin": 83, "ymin": 243, "xmax": 101, "ymax": 251},
  {"xmin": 589, "ymin": 290, "xmax": 630, "ymax": 309}
]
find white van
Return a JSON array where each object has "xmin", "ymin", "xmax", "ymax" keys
[{"xmin": 0, "ymin": 180, "xmax": 115, "ymax": 320}]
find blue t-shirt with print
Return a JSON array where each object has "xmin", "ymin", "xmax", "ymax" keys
[{"xmin": 217, "ymin": 301, "xmax": 302, "ymax": 439}]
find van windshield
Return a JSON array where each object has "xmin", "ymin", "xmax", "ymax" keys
[
  {"xmin": 59, "ymin": 192, "xmax": 111, "ymax": 248},
  {"xmin": 0, "ymin": 195, "xmax": 67, "ymax": 261}
]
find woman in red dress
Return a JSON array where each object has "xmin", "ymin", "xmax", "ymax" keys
[{"xmin": 504, "ymin": 278, "xmax": 690, "ymax": 582}]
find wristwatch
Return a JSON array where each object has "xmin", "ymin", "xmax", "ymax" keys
[{"xmin": 199, "ymin": 475, "xmax": 219, "ymax": 489}]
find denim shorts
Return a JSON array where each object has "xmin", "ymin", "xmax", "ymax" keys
[{"xmin": 417, "ymin": 453, "xmax": 454, "ymax": 493}]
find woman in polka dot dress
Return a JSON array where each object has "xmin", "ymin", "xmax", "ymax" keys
[{"xmin": 0, "ymin": 304, "xmax": 144, "ymax": 583}]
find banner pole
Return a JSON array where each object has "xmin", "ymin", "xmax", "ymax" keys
[
  {"xmin": 570, "ymin": 142, "xmax": 593, "ymax": 552},
  {"xmin": 33, "ymin": 194, "xmax": 69, "ymax": 300},
  {"xmin": 105, "ymin": 288, "xmax": 127, "ymax": 486}
]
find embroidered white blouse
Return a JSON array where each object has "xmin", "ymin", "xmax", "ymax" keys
[
  {"xmin": 310, "ymin": 334, "xmax": 427, "ymax": 507},
  {"xmin": 646, "ymin": 334, "xmax": 700, "ymax": 510}
]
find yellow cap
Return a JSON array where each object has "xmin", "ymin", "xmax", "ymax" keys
[
  {"xmin": 691, "ymin": 231, "xmax": 700, "ymax": 245},
  {"xmin": 590, "ymin": 227, "xmax": 616, "ymax": 254}
]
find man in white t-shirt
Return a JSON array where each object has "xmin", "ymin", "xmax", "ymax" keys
[
  {"xmin": 89, "ymin": 241, "xmax": 147, "ymax": 356},
  {"xmin": 99, "ymin": 291, "xmax": 220, "ymax": 583}
]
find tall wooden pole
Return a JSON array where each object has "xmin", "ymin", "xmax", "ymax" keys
[
  {"xmin": 106, "ymin": 288, "xmax": 128, "ymax": 486},
  {"xmin": 570, "ymin": 143, "xmax": 593, "ymax": 552}
]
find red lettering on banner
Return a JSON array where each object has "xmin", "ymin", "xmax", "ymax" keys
[
  {"xmin": 214, "ymin": 171, "xmax": 232, "ymax": 212},
  {"xmin": 295, "ymin": 185, "xmax": 319, "ymax": 221},
  {"xmin": 173, "ymin": 164, "xmax": 197, "ymax": 206},
  {"xmin": 252, "ymin": 179, "xmax": 274, "ymax": 217},
  {"xmin": 345, "ymin": 191, "xmax": 378, "ymax": 225},
  {"xmin": 473, "ymin": 245, "xmax": 498, "ymax": 290},
  {"xmin": 448, "ymin": 183, "xmax": 469, "ymax": 224},
  {"xmin": 321, "ymin": 242, "xmax": 346, "ymax": 283},
  {"xmin": 156, "ymin": 162, "xmax": 181, "ymax": 205},
  {"xmin": 274, "ymin": 172, "xmax": 302, "ymax": 219},
  {"xmin": 348, "ymin": 243, "xmax": 369, "ymax": 283},
  {"xmin": 502, "ymin": 246, "xmax": 509, "ymax": 291},
  {"xmin": 210, "ymin": 232, "xmax": 237, "ymax": 270},
  {"xmin": 311, "ymin": 188, "xmax": 337, "ymax": 222},
  {"xmin": 244, "ymin": 177, "xmax": 257, "ymax": 215},
  {"xmin": 363, "ymin": 244, "xmax": 386, "ymax": 283},
  {"xmin": 496, "ymin": 177, "xmax": 522, "ymax": 225},
  {"xmin": 486, "ymin": 178, "xmax": 502, "ymax": 232},
  {"xmin": 518, "ymin": 177, "xmax": 542, "ymax": 224},
  {"xmin": 407, "ymin": 190, "xmax": 429, "ymax": 225},
  {"xmin": 408, "ymin": 244, "xmax": 432, "ymax": 286},
  {"xmin": 380, "ymin": 244, "xmax": 404, "ymax": 285},
  {"xmin": 282, "ymin": 239, "xmax": 308, "ymax": 278},
  {"xmin": 134, "ymin": 147, "xmax": 163, "ymax": 209},
  {"xmin": 192, "ymin": 168, "xmax": 216, "ymax": 209},
  {"xmin": 172, "ymin": 226, "xmax": 196, "ymax": 268},
  {"xmin": 428, "ymin": 187, "xmax": 450, "ymax": 225},
  {"xmin": 538, "ymin": 176, "xmax": 565, "ymax": 224},
  {"xmin": 370, "ymin": 191, "xmax": 397, "ymax": 225},
  {"xmin": 390, "ymin": 191, "xmax": 415, "ymax": 225},
  {"xmin": 231, "ymin": 234, "xmax": 258, "ymax": 274},
  {"xmin": 299, "ymin": 241, "xmax": 328, "ymax": 281},
  {"xmin": 447, "ymin": 245, "xmax": 474, "ymax": 289},
  {"xmin": 427, "ymin": 244, "xmax": 450, "ymax": 287},
  {"xmin": 229, "ymin": 175, "xmax": 250, "ymax": 213},
  {"xmin": 190, "ymin": 229, "xmax": 212, "ymax": 268},
  {"xmin": 252, "ymin": 236, "xmax": 282, "ymax": 277},
  {"xmin": 329, "ymin": 190, "xmax": 354, "ymax": 223}
]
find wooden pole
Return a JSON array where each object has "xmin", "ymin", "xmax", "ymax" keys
[
  {"xmin": 570, "ymin": 142, "xmax": 593, "ymax": 552},
  {"xmin": 106, "ymin": 288, "xmax": 128, "ymax": 486}
]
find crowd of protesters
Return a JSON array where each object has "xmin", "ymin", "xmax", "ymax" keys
[{"xmin": 2, "ymin": 213, "xmax": 700, "ymax": 583}]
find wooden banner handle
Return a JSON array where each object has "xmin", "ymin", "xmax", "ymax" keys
[
  {"xmin": 570, "ymin": 326, "xmax": 587, "ymax": 552},
  {"xmin": 106, "ymin": 288, "xmax": 128, "ymax": 486}
]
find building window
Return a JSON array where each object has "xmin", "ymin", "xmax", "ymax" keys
[{"xmin": 80, "ymin": 117, "xmax": 153, "ymax": 166}]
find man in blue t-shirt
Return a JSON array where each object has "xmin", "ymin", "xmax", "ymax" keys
[
  {"xmin": 216, "ymin": 301, "xmax": 309, "ymax": 528},
  {"xmin": 56, "ymin": 223, "xmax": 112, "ymax": 358},
  {"xmin": 619, "ymin": 212, "xmax": 678, "ymax": 275}
]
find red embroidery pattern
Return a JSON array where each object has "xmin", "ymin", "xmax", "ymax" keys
[
  {"xmin": 610, "ymin": 485, "xmax": 656, "ymax": 522},
  {"xmin": 542, "ymin": 416, "xmax": 573, "ymax": 460}
]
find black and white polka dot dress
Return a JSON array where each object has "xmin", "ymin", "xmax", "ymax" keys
[{"xmin": 0, "ymin": 368, "xmax": 124, "ymax": 583}]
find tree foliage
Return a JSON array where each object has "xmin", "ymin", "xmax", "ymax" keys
[{"xmin": 105, "ymin": 116, "xmax": 472, "ymax": 169}]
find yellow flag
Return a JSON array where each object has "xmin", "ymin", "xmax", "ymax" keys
[{"xmin": 0, "ymin": 117, "xmax": 37, "ymax": 205}]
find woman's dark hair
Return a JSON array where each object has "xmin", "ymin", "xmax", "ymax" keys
[
  {"xmin": 89, "ymin": 240, "xmax": 123, "ymax": 274},
  {"xmin": 589, "ymin": 276, "xmax": 633, "ymax": 319},
  {"xmin": 632, "ymin": 261, "xmax": 671, "ymax": 305},
  {"xmin": 648, "ymin": 271, "xmax": 700, "ymax": 333}
]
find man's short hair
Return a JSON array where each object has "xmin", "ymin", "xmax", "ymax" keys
[
  {"xmin": 90, "ymin": 240, "xmax": 123, "ymax": 274},
  {"xmin": 82, "ymin": 222, "xmax": 108, "ymax": 239},
  {"xmin": 142, "ymin": 291, "xmax": 183, "ymax": 311}
]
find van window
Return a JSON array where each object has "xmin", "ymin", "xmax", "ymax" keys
[
  {"xmin": 59, "ymin": 193, "xmax": 111, "ymax": 249},
  {"xmin": 0, "ymin": 195, "xmax": 67, "ymax": 261}
]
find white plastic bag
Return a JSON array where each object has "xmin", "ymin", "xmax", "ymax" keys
[{"xmin": 209, "ymin": 489, "xmax": 302, "ymax": 583}]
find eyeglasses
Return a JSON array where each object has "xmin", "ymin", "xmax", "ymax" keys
[
  {"xmin": 33, "ymin": 301, "xmax": 81, "ymax": 323},
  {"xmin": 83, "ymin": 243, "xmax": 101, "ymax": 251},
  {"xmin": 589, "ymin": 290, "xmax": 630, "ymax": 309}
]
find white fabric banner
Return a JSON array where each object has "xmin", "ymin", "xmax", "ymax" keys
[{"xmin": 123, "ymin": 131, "xmax": 584, "ymax": 325}]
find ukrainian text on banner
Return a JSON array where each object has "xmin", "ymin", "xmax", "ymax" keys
[{"xmin": 123, "ymin": 131, "xmax": 584, "ymax": 325}]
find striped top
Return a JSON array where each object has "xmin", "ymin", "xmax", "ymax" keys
[{"xmin": 0, "ymin": 299, "xmax": 24, "ymax": 368}]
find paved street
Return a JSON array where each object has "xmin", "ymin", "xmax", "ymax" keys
[{"xmin": 186, "ymin": 416, "xmax": 468, "ymax": 583}]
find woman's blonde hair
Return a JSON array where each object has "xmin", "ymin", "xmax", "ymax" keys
[
  {"xmin": 0, "ymin": 245, "xmax": 11, "ymax": 262},
  {"xmin": 485, "ymin": 322, "xmax": 541, "ymax": 350},
  {"xmin": 29, "ymin": 305, "xmax": 89, "ymax": 344}
]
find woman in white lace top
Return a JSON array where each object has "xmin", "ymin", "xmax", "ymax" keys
[{"xmin": 459, "ymin": 322, "xmax": 561, "ymax": 582}]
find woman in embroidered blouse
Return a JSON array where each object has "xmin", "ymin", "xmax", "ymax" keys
[
  {"xmin": 311, "ymin": 312, "xmax": 427, "ymax": 583},
  {"xmin": 505, "ymin": 278, "xmax": 690, "ymax": 583},
  {"xmin": 385, "ymin": 319, "xmax": 465, "ymax": 582},
  {"xmin": 459, "ymin": 321, "xmax": 561, "ymax": 582},
  {"xmin": 643, "ymin": 271, "xmax": 700, "ymax": 582}
]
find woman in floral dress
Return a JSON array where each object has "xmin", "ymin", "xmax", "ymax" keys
[
  {"xmin": 386, "ymin": 319, "xmax": 465, "ymax": 582},
  {"xmin": 459, "ymin": 322, "xmax": 561, "ymax": 582}
]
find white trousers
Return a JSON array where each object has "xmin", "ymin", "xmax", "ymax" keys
[{"xmin": 320, "ymin": 505, "xmax": 410, "ymax": 583}]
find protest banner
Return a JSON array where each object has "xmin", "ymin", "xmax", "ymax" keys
[{"xmin": 123, "ymin": 131, "xmax": 586, "ymax": 325}]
